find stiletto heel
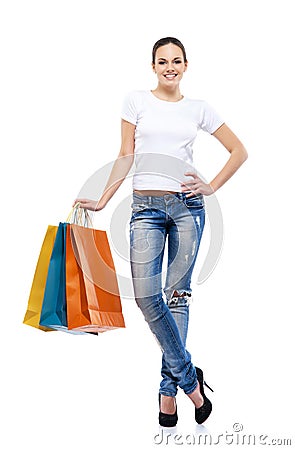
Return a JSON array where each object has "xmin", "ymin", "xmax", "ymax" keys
[
  {"xmin": 194, "ymin": 367, "xmax": 213, "ymax": 424},
  {"xmin": 204, "ymin": 380, "xmax": 214, "ymax": 393},
  {"xmin": 158, "ymin": 393, "xmax": 178, "ymax": 427}
]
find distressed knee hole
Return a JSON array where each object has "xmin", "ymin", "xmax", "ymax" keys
[{"xmin": 167, "ymin": 290, "xmax": 192, "ymax": 306}]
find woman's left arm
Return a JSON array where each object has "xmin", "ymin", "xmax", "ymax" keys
[{"xmin": 181, "ymin": 124, "xmax": 248, "ymax": 196}]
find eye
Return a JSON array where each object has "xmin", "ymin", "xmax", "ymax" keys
[
  {"xmin": 174, "ymin": 60, "xmax": 182, "ymax": 64},
  {"xmin": 158, "ymin": 61, "xmax": 166, "ymax": 65}
]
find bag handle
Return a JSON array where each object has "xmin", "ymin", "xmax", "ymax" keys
[{"xmin": 66, "ymin": 203, "xmax": 94, "ymax": 228}]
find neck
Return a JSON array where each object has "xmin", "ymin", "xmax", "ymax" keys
[{"xmin": 152, "ymin": 85, "xmax": 183, "ymax": 102}]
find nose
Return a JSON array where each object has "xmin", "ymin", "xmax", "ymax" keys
[{"xmin": 167, "ymin": 61, "xmax": 174, "ymax": 71}]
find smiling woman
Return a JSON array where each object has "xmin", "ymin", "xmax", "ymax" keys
[
  {"xmin": 74, "ymin": 36, "xmax": 247, "ymax": 428},
  {"xmin": 151, "ymin": 37, "xmax": 188, "ymax": 102}
]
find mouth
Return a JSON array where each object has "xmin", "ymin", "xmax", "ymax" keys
[{"xmin": 163, "ymin": 73, "xmax": 178, "ymax": 80}]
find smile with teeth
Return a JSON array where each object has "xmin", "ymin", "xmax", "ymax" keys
[{"xmin": 164, "ymin": 73, "xmax": 178, "ymax": 80}]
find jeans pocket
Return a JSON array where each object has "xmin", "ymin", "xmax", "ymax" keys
[
  {"xmin": 184, "ymin": 194, "xmax": 204, "ymax": 209},
  {"xmin": 131, "ymin": 202, "xmax": 150, "ymax": 213}
]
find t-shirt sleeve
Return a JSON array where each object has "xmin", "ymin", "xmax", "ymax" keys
[
  {"xmin": 199, "ymin": 101, "xmax": 225, "ymax": 134},
  {"xmin": 121, "ymin": 91, "xmax": 138, "ymax": 125}
]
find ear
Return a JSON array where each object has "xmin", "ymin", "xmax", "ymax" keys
[
  {"xmin": 184, "ymin": 60, "xmax": 188, "ymax": 72},
  {"xmin": 151, "ymin": 62, "xmax": 156, "ymax": 73}
]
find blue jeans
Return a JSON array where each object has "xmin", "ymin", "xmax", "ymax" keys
[{"xmin": 129, "ymin": 192, "xmax": 205, "ymax": 397}]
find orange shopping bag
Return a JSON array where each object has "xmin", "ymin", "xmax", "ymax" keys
[{"xmin": 65, "ymin": 219, "xmax": 125, "ymax": 333}]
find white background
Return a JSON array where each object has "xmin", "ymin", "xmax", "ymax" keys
[{"xmin": 1, "ymin": 0, "xmax": 294, "ymax": 448}]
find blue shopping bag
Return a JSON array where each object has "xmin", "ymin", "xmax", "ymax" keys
[{"xmin": 39, "ymin": 222, "xmax": 70, "ymax": 331}]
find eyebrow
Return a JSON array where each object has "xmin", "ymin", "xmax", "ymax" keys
[{"xmin": 157, "ymin": 57, "xmax": 183, "ymax": 61}]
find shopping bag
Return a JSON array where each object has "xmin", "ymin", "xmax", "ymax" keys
[
  {"xmin": 23, "ymin": 225, "xmax": 58, "ymax": 331},
  {"xmin": 39, "ymin": 222, "xmax": 87, "ymax": 334},
  {"xmin": 24, "ymin": 203, "xmax": 124, "ymax": 335},
  {"xmin": 66, "ymin": 221, "xmax": 125, "ymax": 333},
  {"xmin": 39, "ymin": 222, "xmax": 67, "ymax": 331}
]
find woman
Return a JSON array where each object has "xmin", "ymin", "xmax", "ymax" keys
[{"xmin": 74, "ymin": 37, "xmax": 248, "ymax": 426}]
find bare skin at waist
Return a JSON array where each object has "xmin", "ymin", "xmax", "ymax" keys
[{"xmin": 133, "ymin": 189, "xmax": 177, "ymax": 196}]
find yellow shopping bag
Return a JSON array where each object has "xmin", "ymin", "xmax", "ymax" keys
[{"xmin": 23, "ymin": 225, "xmax": 58, "ymax": 331}]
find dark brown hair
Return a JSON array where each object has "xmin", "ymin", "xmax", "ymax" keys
[{"xmin": 152, "ymin": 37, "xmax": 188, "ymax": 64}]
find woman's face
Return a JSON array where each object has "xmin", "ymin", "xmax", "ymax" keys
[{"xmin": 152, "ymin": 43, "xmax": 188, "ymax": 88}]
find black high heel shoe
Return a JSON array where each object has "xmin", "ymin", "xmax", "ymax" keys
[
  {"xmin": 194, "ymin": 367, "xmax": 214, "ymax": 424},
  {"xmin": 158, "ymin": 393, "xmax": 178, "ymax": 427}
]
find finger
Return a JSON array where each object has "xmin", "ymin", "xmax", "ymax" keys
[
  {"xmin": 182, "ymin": 178, "xmax": 198, "ymax": 185},
  {"xmin": 181, "ymin": 186, "xmax": 194, "ymax": 192},
  {"xmin": 181, "ymin": 182, "xmax": 198, "ymax": 189},
  {"xmin": 185, "ymin": 188, "xmax": 200, "ymax": 197},
  {"xmin": 184, "ymin": 171, "xmax": 197, "ymax": 176},
  {"xmin": 184, "ymin": 172, "xmax": 200, "ymax": 179},
  {"xmin": 182, "ymin": 180, "xmax": 203, "ymax": 189},
  {"xmin": 74, "ymin": 198, "xmax": 89, "ymax": 203},
  {"xmin": 181, "ymin": 180, "xmax": 196, "ymax": 188},
  {"xmin": 181, "ymin": 185, "xmax": 198, "ymax": 193}
]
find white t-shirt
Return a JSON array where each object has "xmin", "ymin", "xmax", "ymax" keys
[{"xmin": 121, "ymin": 90, "xmax": 224, "ymax": 191}]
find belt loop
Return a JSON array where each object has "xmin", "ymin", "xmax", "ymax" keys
[{"xmin": 148, "ymin": 195, "xmax": 152, "ymax": 205}]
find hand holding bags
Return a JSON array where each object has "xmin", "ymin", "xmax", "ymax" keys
[{"xmin": 23, "ymin": 205, "xmax": 125, "ymax": 334}]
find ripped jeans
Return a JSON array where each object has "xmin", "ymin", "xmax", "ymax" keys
[{"xmin": 129, "ymin": 192, "xmax": 205, "ymax": 397}]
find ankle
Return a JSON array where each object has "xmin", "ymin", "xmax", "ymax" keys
[
  {"xmin": 187, "ymin": 386, "xmax": 204, "ymax": 409},
  {"xmin": 160, "ymin": 395, "xmax": 177, "ymax": 414},
  {"xmin": 193, "ymin": 395, "xmax": 204, "ymax": 409}
]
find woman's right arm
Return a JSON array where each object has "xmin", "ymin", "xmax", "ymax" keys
[{"xmin": 73, "ymin": 119, "xmax": 136, "ymax": 211}]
